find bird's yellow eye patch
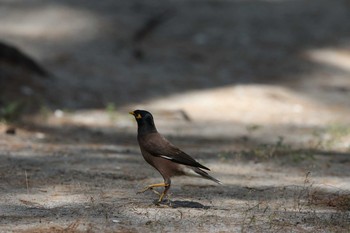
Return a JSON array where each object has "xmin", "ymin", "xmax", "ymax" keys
[{"xmin": 129, "ymin": 111, "xmax": 142, "ymax": 119}]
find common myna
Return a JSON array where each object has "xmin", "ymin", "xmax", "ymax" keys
[{"xmin": 130, "ymin": 110, "xmax": 221, "ymax": 203}]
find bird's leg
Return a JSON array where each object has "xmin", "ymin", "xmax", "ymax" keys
[
  {"xmin": 165, "ymin": 193, "xmax": 172, "ymax": 207},
  {"xmin": 137, "ymin": 182, "xmax": 168, "ymax": 194},
  {"xmin": 157, "ymin": 182, "xmax": 171, "ymax": 203},
  {"xmin": 150, "ymin": 189, "xmax": 161, "ymax": 196}
]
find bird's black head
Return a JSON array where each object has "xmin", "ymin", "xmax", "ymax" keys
[{"xmin": 129, "ymin": 110, "xmax": 157, "ymax": 134}]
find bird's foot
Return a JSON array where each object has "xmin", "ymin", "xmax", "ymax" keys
[
  {"xmin": 137, "ymin": 187, "xmax": 161, "ymax": 196},
  {"xmin": 157, "ymin": 191, "xmax": 171, "ymax": 203},
  {"xmin": 137, "ymin": 183, "xmax": 168, "ymax": 195},
  {"xmin": 137, "ymin": 186, "xmax": 152, "ymax": 194},
  {"xmin": 155, "ymin": 194, "xmax": 172, "ymax": 207}
]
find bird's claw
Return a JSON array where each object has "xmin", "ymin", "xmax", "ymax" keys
[
  {"xmin": 155, "ymin": 195, "xmax": 172, "ymax": 207},
  {"xmin": 137, "ymin": 186, "xmax": 161, "ymax": 196},
  {"xmin": 137, "ymin": 186, "xmax": 150, "ymax": 194},
  {"xmin": 137, "ymin": 183, "xmax": 170, "ymax": 204}
]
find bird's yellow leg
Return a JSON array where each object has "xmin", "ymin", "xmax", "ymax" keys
[
  {"xmin": 137, "ymin": 183, "xmax": 168, "ymax": 194},
  {"xmin": 151, "ymin": 189, "xmax": 161, "ymax": 196},
  {"xmin": 158, "ymin": 191, "xmax": 166, "ymax": 203},
  {"xmin": 157, "ymin": 184, "xmax": 171, "ymax": 203}
]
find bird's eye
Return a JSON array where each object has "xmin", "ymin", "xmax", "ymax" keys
[{"xmin": 136, "ymin": 113, "xmax": 142, "ymax": 119}]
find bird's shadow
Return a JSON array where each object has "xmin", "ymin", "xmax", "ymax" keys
[{"xmin": 154, "ymin": 199, "xmax": 210, "ymax": 209}]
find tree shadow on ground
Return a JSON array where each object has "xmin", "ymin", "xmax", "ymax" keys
[
  {"xmin": 2, "ymin": 0, "xmax": 350, "ymax": 110},
  {"xmin": 14, "ymin": 120, "xmax": 350, "ymax": 173}
]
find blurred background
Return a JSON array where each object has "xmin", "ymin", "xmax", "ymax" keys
[{"xmin": 1, "ymin": 0, "xmax": 350, "ymax": 143}]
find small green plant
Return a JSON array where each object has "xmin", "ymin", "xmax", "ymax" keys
[
  {"xmin": 324, "ymin": 123, "xmax": 350, "ymax": 149},
  {"xmin": 237, "ymin": 136, "xmax": 314, "ymax": 163},
  {"xmin": 0, "ymin": 100, "xmax": 24, "ymax": 122},
  {"xmin": 105, "ymin": 102, "xmax": 117, "ymax": 122},
  {"xmin": 327, "ymin": 123, "xmax": 350, "ymax": 138},
  {"xmin": 311, "ymin": 123, "xmax": 350, "ymax": 150},
  {"xmin": 217, "ymin": 151, "xmax": 234, "ymax": 161},
  {"xmin": 250, "ymin": 136, "xmax": 290, "ymax": 159},
  {"xmin": 246, "ymin": 124, "xmax": 262, "ymax": 134},
  {"xmin": 39, "ymin": 105, "xmax": 51, "ymax": 121}
]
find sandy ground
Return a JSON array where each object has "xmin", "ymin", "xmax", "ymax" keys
[
  {"xmin": 1, "ymin": 0, "xmax": 350, "ymax": 232},
  {"xmin": 1, "ymin": 113, "xmax": 349, "ymax": 232}
]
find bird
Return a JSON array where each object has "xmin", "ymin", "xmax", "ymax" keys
[{"xmin": 129, "ymin": 110, "xmax": 221, "ymax": 203}]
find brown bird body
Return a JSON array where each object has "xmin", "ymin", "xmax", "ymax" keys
[{"xmin": 130, "ymin": 110, "xmax": 221, "ymax": 203}]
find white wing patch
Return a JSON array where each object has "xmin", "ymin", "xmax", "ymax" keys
[{"xmin": 160, "ymin": 155, "xmax": 174, "ymax": 160}]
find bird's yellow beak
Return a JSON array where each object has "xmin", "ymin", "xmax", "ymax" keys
[{"xmin": 129, "ymin": 111, "xmax": 142, "ymax": 119}]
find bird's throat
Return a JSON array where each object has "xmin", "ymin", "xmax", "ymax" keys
[{"xmin": 137, "ymin": 121, "xmax": 157, "ymax": 135}]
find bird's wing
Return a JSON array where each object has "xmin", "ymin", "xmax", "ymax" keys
[{"xmin": 141, "ymin": 133, "xmax": 210, "ymax": 170}]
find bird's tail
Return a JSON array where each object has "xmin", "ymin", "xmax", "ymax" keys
[{"xmin": 192, "ymin": 167, "xmax": 222, "ymax": 184}]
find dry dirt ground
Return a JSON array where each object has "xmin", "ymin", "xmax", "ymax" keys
[{"xmin": 1, "ymin": 0, "xmax": 350, "ymax": 232}]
